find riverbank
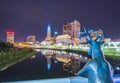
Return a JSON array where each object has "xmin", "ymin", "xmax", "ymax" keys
[
  {"xmin": 0, "ymin": 48, "xmax": 36, "ymax": 71},
  {"xmin": 39, "ymin": 45, "xmax": 120, "ymax": 56},
  {"xmin": 39, "ymin": 47, "xmax": 120, "ymax": 64},
  {"xmin": 64, "ymin": 49, "xmax": 120, "ymax": 65}
]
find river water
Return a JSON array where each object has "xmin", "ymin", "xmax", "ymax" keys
[{"xmin": 0, "ymin": 49, "xmax": 119, "ymax": 82}]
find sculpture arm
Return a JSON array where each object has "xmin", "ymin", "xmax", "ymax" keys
[
  {"xmin": 77, "ymin": 62, "xmax": 90, "ymax": 76},
  {"xmin": 109, "ymin": 63, "xmax": 114, "ymax": 76}
]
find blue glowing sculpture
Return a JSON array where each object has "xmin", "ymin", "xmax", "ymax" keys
[{"xmin": 77, "ymin": 28, "xmax": 114, "ymax": 83}]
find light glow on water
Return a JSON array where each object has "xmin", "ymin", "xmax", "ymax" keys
[{"xmin": 47, "ymin": 63, "xmax": 51, "ymax": 70}]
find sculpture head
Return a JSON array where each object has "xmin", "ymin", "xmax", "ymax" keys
[
  {"xmin": 80, "ymin": 27, "xmax": 104, "ymax": 58},
  {"xmin": 78, "ymin": 27, "xmax": 114, "ymax": 83}
]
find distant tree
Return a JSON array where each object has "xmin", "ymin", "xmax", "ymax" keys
[
  {"xmin": 110, "ymin": 43, "xmax": 114, "ymax": 48},
  {"xmin": 117, "ymin": 43, "xmax": 120, "ymax": 48},
  {"xmin": 6, "ymin": 42, "xmax": 14, "ymax": 48},
  {"xmin": 0, "ymin": 40, "xmax": 6, "ymax": 50},
  {"xmin": 103, "ymin": 43, "xmax": 109, "ymax": 48},
  {"xmin": 116, "ymin": 43, "xmax": 120, "ymax": 54},
  {"xmin": 0, "ymin": 40, "xmax": 14, "ymax": 52}
]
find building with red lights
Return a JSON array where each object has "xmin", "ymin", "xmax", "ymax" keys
[{"xmin": 6, "ymin": 31, "xmax": 14, "ymax": 44}]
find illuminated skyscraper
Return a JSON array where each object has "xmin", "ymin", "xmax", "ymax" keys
[
  {"xmin": 6, "ymin": 31, "xmax": 14, "ymax": 44},
  {"xmin": 63, "ymin": 20, "xmax": 81, "ymax": 44},
  {"xmin": 63, "ymin": 23, "xmax": 72, "ymax": 35},
  {"xmin": 63, "ymin": 20, "xmax": 81, "ymax": 38},
  {"xmin": 45, "ymin": 25, "xmax": 52, "ymax": 41},
  {"xmin": 71, "ymin": 20, "xmax": 81, "ymax": 38}
]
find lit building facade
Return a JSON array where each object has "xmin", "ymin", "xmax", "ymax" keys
[
  {"xmin": 62, "ymin": 20, "xmax": 81, "ymax": 44},
  {"xmin": 6, "ymin": 31, "xmax": 14, "ymax": 44},
  {"xmin": 71, "ymin": 20, "xmax": 81, "ymax": 39},
  {"xmin": 27, "ymin": 35, "xmax": 36, "ymax": 42},
  {"xmin": 105, "ymin": 38, "xmax": 111, "ymax": 42},
  {"xmin": 63, "ymin": 23, "xmax": 72, "ymax": 35},
  {"xmin": 91, "ymin": 31, "xmax": 101, "ymax": 40},
  {"xmin": 79, "ymin": 36, "xmax": 87, "ymax": 43},
  {"xmin": 44, "ymin": 25, "xmax": 55, "ymax": 45},
  {"xmin": 56, "ymin": 35, "xmax": 71, "ymax": 44},
  {"xmin": 79, "ymin": 30, "xmax": 104, "ymax": 43}
]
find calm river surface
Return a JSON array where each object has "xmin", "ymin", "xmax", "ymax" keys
[{"xmin": 0, "ymin": 49, "xmax": 119, "ymax": 82}]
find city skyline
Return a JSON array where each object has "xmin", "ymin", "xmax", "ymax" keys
[{"xmin": 0, "ymin": 0, "xmax": 120, "ymax": 42}]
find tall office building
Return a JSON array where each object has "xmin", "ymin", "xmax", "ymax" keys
[
  {"xmin": 63, "ymin": 23, "xmax": 72, "ymax": 35},
  {"xmin": 45, "ymin": 25, "xmax": 52, "ymax": 41},
  {"xmin": 71, "ymin": 20, "xmax": 80, "ymax": 38},
  {"xmin": 63, "ymin": 20, "xmax": 80, "ymax": 38},
  {"xmin": 62, "ymin": 20, "xmax": 81, "ymax": 44},
  {"xmin": 6, "ymin": 31, "xmax": 14, "ymax": 44}
]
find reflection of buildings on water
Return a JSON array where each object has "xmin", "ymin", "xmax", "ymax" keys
[
  {"xmin": 40, "ymin": 49, "xmax": 71, "ymax": 63},
  {"xmin": 40, "ymin": 49, "xmax": 89, "ymax": 73},
  {"xmin": 55, "ymin": 57, "xmax": 70, "ymax": 63},
  {"xmin": 41, "ymin": 50, "xmax": 57, "ymax": 70},
  {"xmin": 41, "ymin": 50, "xmax": 56, "ymax": 70},
  {"xmin": 45, "ymin": 55, "xmax": 53, "ymax": 70},
  {"xmin": 63, "ymin": 56, "xmax": 81, "ymax": 74}
]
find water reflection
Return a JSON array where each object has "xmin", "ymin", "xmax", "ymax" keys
[
  {"xmin": 38, "ymin": 49, "xmax": 120, "ymax": 74},
  {"xmin": 0, "ymin": 49, "xmax": 119, "ymax": 82},
  {"xmin": 47, "ymin": 63, "xmax": 51, "ymax": 70},
  {"xmin": 45, "ymin": 55, "xmax": 52, "ymax": 70},
  {"xmin": 40, "ymin": 49, "xmax": 90, "ymax": 74}
]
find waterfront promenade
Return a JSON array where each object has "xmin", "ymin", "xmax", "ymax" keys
[{"xmin": 3, "ymin": 75, "xmax": 120, "ymax": 83}]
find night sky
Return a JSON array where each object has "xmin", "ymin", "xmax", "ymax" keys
[{"xmin": 0, "ymin": 0, "xmax": 120, "ymax": 42}]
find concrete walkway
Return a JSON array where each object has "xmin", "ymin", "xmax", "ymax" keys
[
  {"xmin": 2, "ymin": 75, "xmax": 120, "ymax": 83},
  {"xmin": 2, "ymin": 76, "xmax": 88, "ymax": 83}
]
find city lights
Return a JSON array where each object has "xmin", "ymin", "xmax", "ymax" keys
[
  {"xmin": 116, "ymin": 67, "xmax": 120, "ymax": 70},
  {"xmin": 0, "ymin": 0, "xmax": 120, "ymax": 83},
  {"xmin": 6, "ymin": 31, "xmax": 14, "ymax": 44}
]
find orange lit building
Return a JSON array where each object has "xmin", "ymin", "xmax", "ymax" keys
[
  {"xmin": 56, "ymin": 35, "xmax": 71, "ymax": 44},
  {"xmin": 14, "ymin": 43, "xmax": 30, "ymax": 48},
  {"xmin": 6, "ymin": 31, "xmax": 14, "ymax": 44},
  {"xmin": 62, "ymin": 20, "xmax": 81, "ymax": 44},
  {"xmin": 63, "ymin": 20, "xmax": 81, "ymax": 39},
  {"xmin": 91, "ymin": 31, "xmax": 103, "ymax": 40},
  {"xmin": 63, "ymin": 23, "xmax": 72, "ymax": 35}
]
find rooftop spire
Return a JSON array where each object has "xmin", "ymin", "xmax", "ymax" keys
[{"xmin": 47, "ymin": 25, "xmax": 51, "ymax": 32}]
